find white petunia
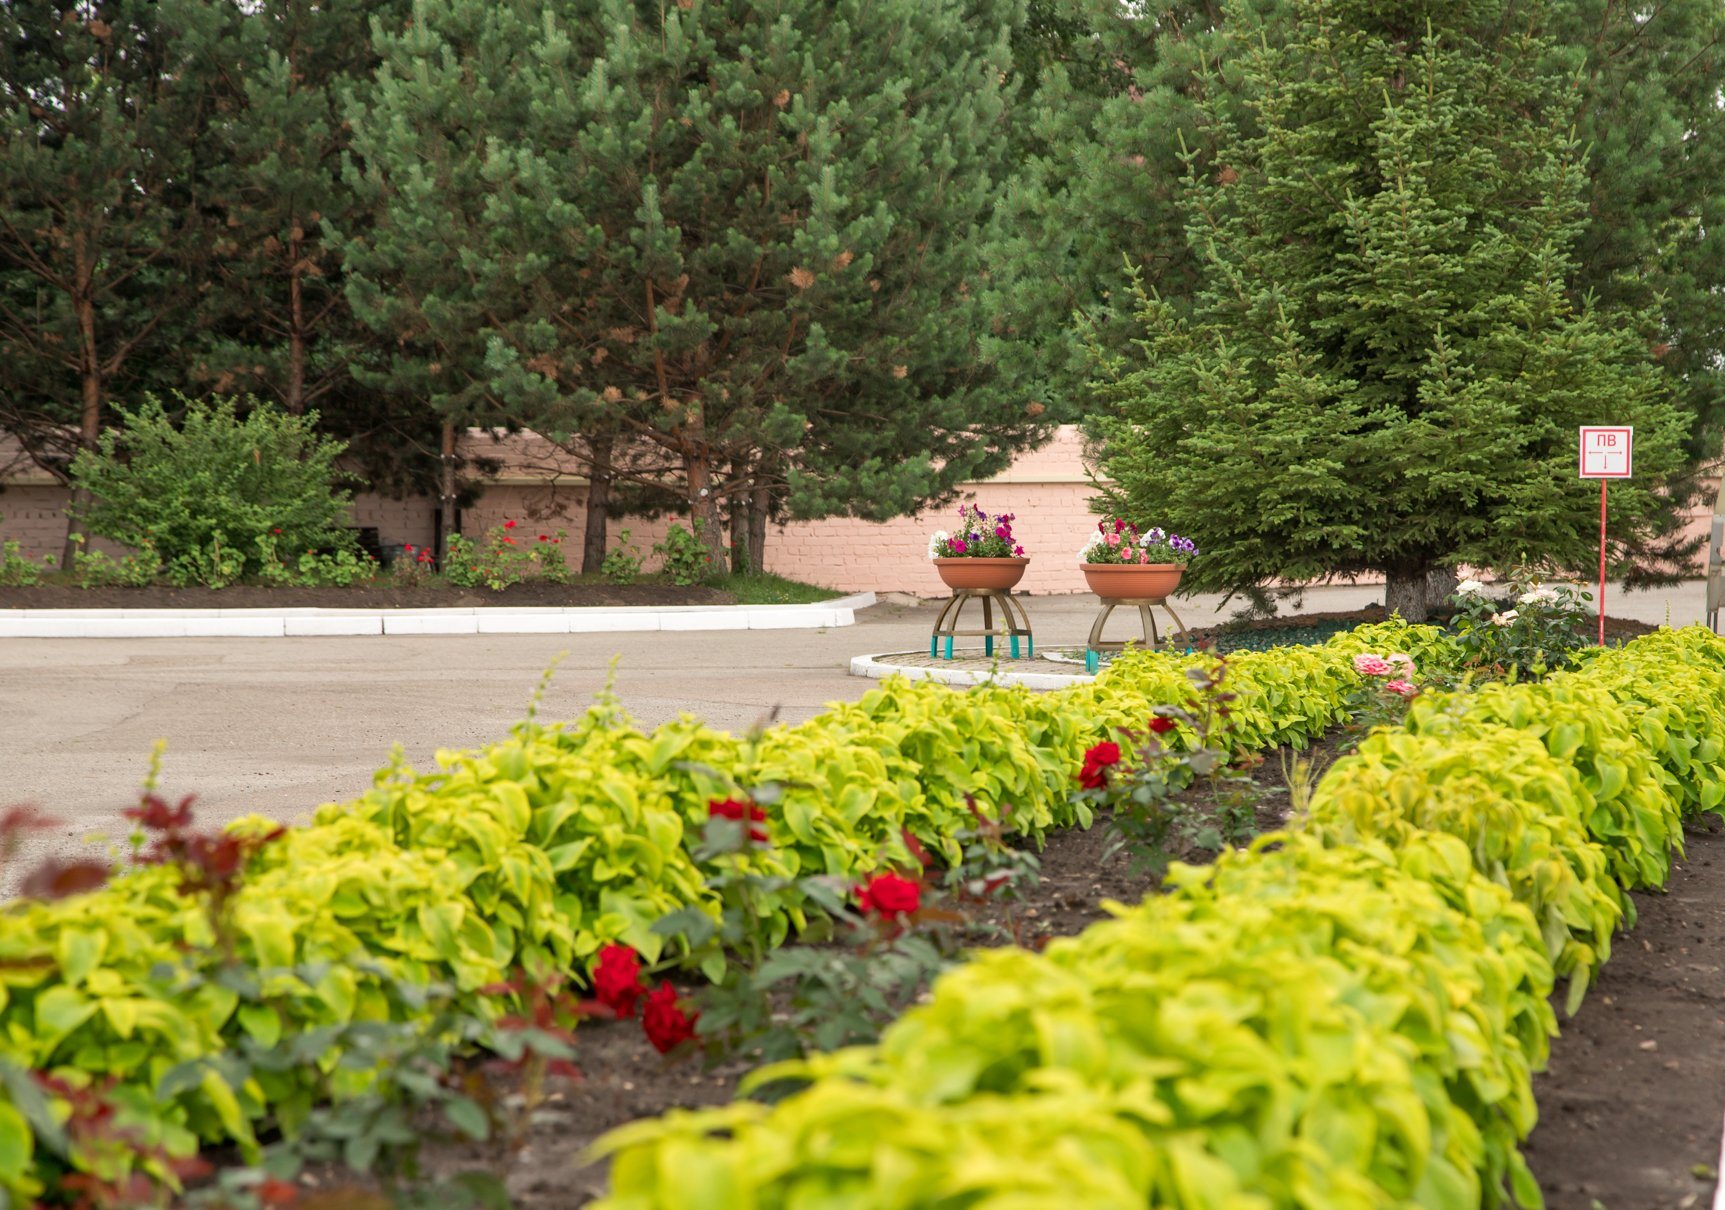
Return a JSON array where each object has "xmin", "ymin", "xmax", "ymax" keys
[
  {"xmin": 1077, "ymin": 533, "xmax": 1105, "ymax": 563},
  {"xmin": 927, "ymin": 530, "xmax": 949, "ymax": 560}
]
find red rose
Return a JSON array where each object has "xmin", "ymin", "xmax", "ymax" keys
[
  {"xmin": 641, "ymin": 983, "xmax": 698, "ymax": 1053},
  {"xmin": 708, "ymin": 797, "xmax": 769, "ymax": 843},
  {"xmin": 538, "ymin": 534, "xmax": 551, "ymax": 542},
  {"xmin": 1148, "ymin": 716, "xmax": 1176, "ymax": 735},
  {"xmin": 503, "ymin": 519, "xmax": 517, "ymax": 529},
  {"xmin": 856, "ymin": 872, "xmax": 922, "ymax": 920},
  {"xmin": 256, "ymin": 1179, "xmax": 299, "ymax": 1206},
  {"xmin": 1078, "ymin": 741, "xmax": 1122, "ymax": 789},
  {"xmin": 592, "ymin": 944, "xmax": 646, "ymax": 1018}
]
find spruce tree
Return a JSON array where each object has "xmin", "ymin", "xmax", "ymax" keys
[
  {"xmin": 1092, "ymin": 0, "xmax": 1690, "ymax": 621},
  {"xmin": 344, "ymin": 0, "xmax": 1042, "ymax": 570},
  {"xmin": 0, "ymin": 0, "xmax": 228, "ymax": 561},
  {"xmin": 993, "ymin": 0, "xmax": 1724, "ymax": 438}
]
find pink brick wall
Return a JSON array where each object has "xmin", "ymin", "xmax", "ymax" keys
[{"xmin": 11, "ymin": 423, "xmax": 1712, "ymax": 594}]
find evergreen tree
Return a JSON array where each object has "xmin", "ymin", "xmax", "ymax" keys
[
  {"xmin": 344, "ymin": 0, "xmax": 1044, "ymax": 570},
  {"xmin": 1092, "ymin": 0, "xmax": 1691, "ymax": 621},
  {"xmin": 199, "ymin": 0, "xmax": 442, "ymax": 502},
  {"xmin": 994, "ymin": 0, "xmax": 1724, "ymax": 437},
  {"xmin": 198, "ymin": 0, "xmax": 408, "ymax": 418},
  {"xmin": 0, "ymin": 0, "xmax": 228, "ymax": 561}
]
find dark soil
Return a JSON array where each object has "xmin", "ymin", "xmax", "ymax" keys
[
  {"xmin": 1526, "ymin": 819, "xmax": 1725, "ymax": 1210},
  {"xmin": 0, "ymin": 581, "xmax": 735, "ymax": 610}
]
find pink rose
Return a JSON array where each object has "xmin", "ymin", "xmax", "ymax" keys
[
  {"xmin": 1352, "ymin": 654, "xmax": 1394, "ymax": 677},
  {"xmin": 1385, "ymin": 680, "xmax": 1418, "ymax": 698}
]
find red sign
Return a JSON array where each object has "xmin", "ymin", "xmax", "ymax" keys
[{"xmin": 1579, "ymin": 426, "xmax": 1633, "ymax": 478}]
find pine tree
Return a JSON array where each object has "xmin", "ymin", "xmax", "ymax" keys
[
  {"xmin": 343, "ymin": 0, "xmax": 1044, "ymax": 571},
  {"xmin": 0, "ymin": 0, "xmax": 229, "ymax": 561},
  {"xmin": 198, "ymin": 0, "xmax": 408, "ymax": 419},
  {"xmin": 1092, "ymin": 0, "xmax": 1691, "ymax": 621}
]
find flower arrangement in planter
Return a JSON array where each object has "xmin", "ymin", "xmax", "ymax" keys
[
  {"xmin": 928, "ymin": 503, "xmax": 1028, "ymax": 591},
  {"xmin": 1078, "ymin": 518, "xmax": 1197, "ymax": 599}
]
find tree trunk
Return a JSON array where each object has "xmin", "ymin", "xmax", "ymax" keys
[
  {"xmin": 728, "ymin": 465, "xmax": 751, "ymax": 574},
  {"xmin": 63, "ymin": 279, "xmax": 102, "ymax": 569},
  {"xmin": 581, "ymin": 434, "xmax": 614, "ymax": 574},
  {"xmin": 286, "ymin": 229, "xmax": 306, "ymax": 414},
  {"xmin": 437, "ymin": 422, "xmax": 458, "ymax": 565},
  {"xmin": 1383, "ymin": 564, "xmax": 1456, "ymax": 623},
  {"xmin": 683, "ymin": 451, "xmax": 728, "ymax": 574},
  {"xmin": 747, "ymin": 483, "xmax": 769, "ymax": 574}
]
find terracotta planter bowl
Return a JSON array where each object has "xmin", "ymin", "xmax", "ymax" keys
[
  {"xmin": 1081, "ymin": 562, "xmax": 1184, "ymax": 601},
  {"xmin": 933, "ymin": 557, "xmax": 1029, "ymax": 592}
]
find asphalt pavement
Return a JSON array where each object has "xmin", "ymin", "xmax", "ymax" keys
[{"xmin": 0, "ymin": 581, "xmax": 1706, "ymax": 889}]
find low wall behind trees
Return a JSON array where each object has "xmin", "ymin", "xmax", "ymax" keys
[{"xmin": 1, "ymin": 425, "xmax": 1712, "ymax": 596}]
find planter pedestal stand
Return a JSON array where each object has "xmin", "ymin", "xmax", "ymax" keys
[
  {"xmin": 930, "ymin": 588, "xmax": 1035, "ymax": 660},
  {"xmin": 1085, "ymin": 596, "xmax": 1193, "ymax": 673}
]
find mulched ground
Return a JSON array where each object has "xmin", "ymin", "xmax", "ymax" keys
[
  {"xmin": 0, "ymin": 581, "xmax": 735, "ymax": 610},
  {"xmin": 1527, "ymin": 818, "xmax": 1725, "ymax": 1210}
]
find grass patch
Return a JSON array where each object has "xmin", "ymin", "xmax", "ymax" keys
[{"xmin": 718, "ymin": 571, "xmax": 842, "ymax": 604}]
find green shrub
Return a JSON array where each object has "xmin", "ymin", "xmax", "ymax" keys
[
  {"xmin": 592, "ymin": 627, "xmax": 1722, "ymax": 1209},
  {"xmin": 652, "ymin": 520, "xmax": 715, "ymax": 586},
  {"xmin": 0, "ymin": 534, "xmax": 53, "ymax": 586},
  {"xmin": 68, "ymin": 535, "xmax": 160, "ymax": 588},
  {"xmin": 68, "ymin": 394, "xmax": 356, "ymax": 587},
  {"xmin": 600, "ymin": 529, "xmax": 645, "ymax": 585}
]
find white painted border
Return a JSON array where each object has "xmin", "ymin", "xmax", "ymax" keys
[
  {"xmin": 849, "ymin": 650, "xmax": 1091, "ymax": 690},
  {"xmin": 0, "ymin": 592, "xmax": 874, "ymax": 638}
]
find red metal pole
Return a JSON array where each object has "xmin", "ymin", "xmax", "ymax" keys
[{"xmin": 1598, "ymin": 479, "xmax": 1607, "ymax": 645}]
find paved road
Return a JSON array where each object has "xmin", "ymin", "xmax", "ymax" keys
[{"xmin": 0, "ymin": 581, "xmax": 1705, "ymax": 886}]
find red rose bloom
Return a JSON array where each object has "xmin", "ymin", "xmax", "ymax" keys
[
  {"xmin": 1078, "ymin": 741, "xmax": 1121, "ymax": 789},
  {"xmin": 641, "ymin": 983, "xmax": 698, "ymax": 1053},
  {"xmin": 503, "ymin": 519, "xmax": 517, "ymax": 529},
  {"xmin": 856, "ymin": 872, "xmax": 922, "ymax": 920},
  {"xmin": 708, "ymin": 797, "xmax": 769, "ymax": 843},
  {"xmin": 1148, "ymin": 716, "xmax": 1177, "ymax": 735},
  {"xmin": 592, "ymin": 944, "xmax": 646, "ymax": 1018}
]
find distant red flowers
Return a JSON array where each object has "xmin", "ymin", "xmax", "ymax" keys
[
  {"xmin": 592, "ymin": 943, "xmax": 646, "ymax": 1018},
  {"xmin": 1148, "ymin": 716, "xmax": 1176, "ymax": 735},
  {"xmin": 641, "ymin": 983, "xmax": 698, "ymax": 1053},
  {"xmin": 708, "ymin": 797, "xmax": 769, "ymax": 843},
  {"xmin": 1078, "ymin": 741, "xmax": 1121, "ymax": 789}
]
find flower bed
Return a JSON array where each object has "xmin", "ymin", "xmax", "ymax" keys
[
  {"xmin": 0, "ymin": 622, "xmax": 1436, "ymax": 1201},
  {"xmin": 592, "ymin": 628, "xmax": 1725, "ymax": 1208}
]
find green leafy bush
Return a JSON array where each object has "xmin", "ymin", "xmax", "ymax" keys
[
  {"xmin": 0, "ymin": 534, "xmax": 53, "ymax": 586},
  {"xmin": 68, "ymin": 535, "xmax": 160, "ymax": 588},
  {"xmin": 593, "ymin": 627, "xmax": 1721, "ymax": 1209},
  {"xmin": 68, "ymin": 394, "xmax": 356, "ymax": 587},
  {"xmin": 653, "ymin": 520, "xmax": 715, "ymax": 586}
]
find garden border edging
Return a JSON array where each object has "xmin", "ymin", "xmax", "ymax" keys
[{"xmin": 0, "ymin": 592, "xmax": 875, "ymax": 638}]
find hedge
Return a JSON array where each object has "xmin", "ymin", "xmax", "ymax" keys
[{"xmin": 593, "ymin": 626, "xmax": 1725, "ymax": 1209}]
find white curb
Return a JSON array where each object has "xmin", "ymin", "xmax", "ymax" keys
[
  {"xmin": 849, "ymin": 651, "xmax": 1092, "ymax": 689},
  {"xmin": 0, "ymin": 592, "xmax": 874, "ymax": 639}
]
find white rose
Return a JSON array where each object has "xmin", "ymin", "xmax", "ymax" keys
[
  {"xmin": 1489, "ymin": 609, "xmax": 1520, "ymax": 627},
  {"xmin": 1455, "ymin": 579, "xmax": 1487, "ymax": 598}
]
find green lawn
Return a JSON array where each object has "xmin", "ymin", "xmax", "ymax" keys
[{"xmin": 718, "ymin": 571, "xmax": 843, "ymax": 604}]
